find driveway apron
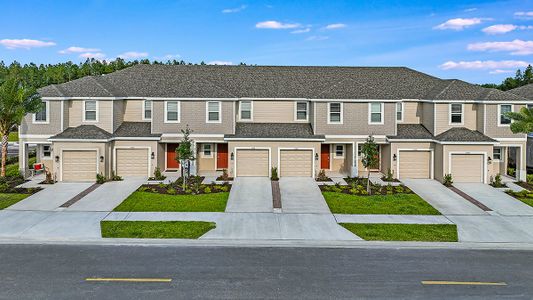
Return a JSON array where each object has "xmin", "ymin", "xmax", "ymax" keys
[
  {"xmin": 6, "ymin": 182, "xmax": 93, "ymax": 211},
  {"xmin": 279, "ymin": 177, "xmax": 331, "ymax": 214},
  {"xmin": 225, "ymin": 177, "xmax": 273, "ymax": 213},
  {"xmin": 454, "ymin": 183, "xmax": 533, "ymax": 216},
  {"xmin": 402, "ymin": 179, "xmax": 486, "ymax": 216}
]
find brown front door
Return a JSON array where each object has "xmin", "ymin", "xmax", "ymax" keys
[
  {"xmin": 217, "ymin": 143, "xmax": 228, "ymax": 169},
  {"xmin": 166, "ymin": 143, "xmax": 180, "ymax": 170},
  {"xmin": 321, "ymin": 144, "xmax": 330, "ymax": 169}
]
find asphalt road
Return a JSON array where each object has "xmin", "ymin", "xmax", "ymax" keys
[{"xmin": 1, "ymin": 244, "xmax": 532, "ymax": 299}]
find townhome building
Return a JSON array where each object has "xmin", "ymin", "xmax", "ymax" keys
[
  {"xmin": 19, "ymin": 64, "xmax": 531, "ymax": 183},
  {"xmin": 509, "ymin": 83, "xmax": 533, "ymax": 171}
]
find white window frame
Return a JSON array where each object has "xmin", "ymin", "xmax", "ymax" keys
[
  {"xmin": 493, "ymin": 147, "xmax": 502, "ymax": 161},
  {"xmin": 368, "ymin": 102, "xmax": 384, "ymax": 125},
  {"xmin": 327, "ymin": 102, "xmax": 343, "ymax": 124},
  {"xmin": 294, "ymin": 101, "xmax": 309, "ymax": 121},
  {"xmin": 142, "ymin": 100, "xmax": 152, "ymax": 121},
  {"xmin": 83, "ymin": 100, "xmax": 99, "ymax": 122},
  {"xmin": 239, "ymin": 101, "xmax": 253, "ymax": 121},
  {"xmin": 449, "ymin": 103, "xmax": 464, "ymax": 125},
  {"xmin": 334, "ymin": 144, "xmax": 345, "ymax": 158},
  {"xmin": 42, "ymin": 144, "xmax": 52, "ymax": 159},
  {"xmin": 32, "ymin": 101, "xmax": 50, "ymax": 124},
  {"xmin": 206, "ymin": 101, "xmax": 222, "ymax": 123},
  {"xmin": 202, "ymin": 144, "xmax": 213, "ymax": 158},
  {"xmin": 164, "ymin": 101, "xmax": 181, "ymax": 123},
  {"xmin": 498, "ymin": 104, "xmax": 512, "ymax": 127},
  {"xmin": 396, "ymin": 102, "xmax": 403, "ymax": 122}
]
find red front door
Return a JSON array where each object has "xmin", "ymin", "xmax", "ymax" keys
[
  {"xmin": 217, "ymin": 143, "xmax": 229, "ymax": 169},
  {"xmin": 321, "ymin": 144, "xmax": 330, "ymax": 169},
  {"xmin": 166, "ymin": 143, "xmax": 180, "ymax": 170}
]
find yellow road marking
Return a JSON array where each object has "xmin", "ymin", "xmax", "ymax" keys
[
  {"xmin": 422, "ymin": 281, "xmax": 507, "ymax": 286},
  {"xmin": 86, "ymin": 278, "xmax": 172, "ymax": 283}
]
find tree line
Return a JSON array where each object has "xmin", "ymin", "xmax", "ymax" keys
[{"xmin": 480, "ymin": 65, "xmax": 533, "ymax": 91}]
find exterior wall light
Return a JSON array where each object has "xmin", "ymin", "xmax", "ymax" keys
[
  {"xmin": 393, "ymin": 154, "xmax": 397, "ymax": 161},
  {"xmin": 151, "ymin": 152, "xmax": 155, "ymax": 159},
  {"xmin": 55, "ymin": 155, "xmax": 60, "ymax": 163},
  {"xmin": 315, "ymin": 153, "xmax": 319, "ymax": 160},
  {"xmin": 487, "ymin": 157, "xmax": 492, "ymax": 164},
  {"xmin": 100, "ymin": 156, "xmax": 104, "ymax": 163},
  {"xmin": 231, "ymin": 152, "xmax": 234, "ymax": 161}
]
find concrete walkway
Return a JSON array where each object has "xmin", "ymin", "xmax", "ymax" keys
[
  {"xmin": 448, "ymin": 215, "xmax": 533, "ymax": 243},
  {"xmin": 225, "ymin": 177, "xmax": 272, "ymax": 213},
  {"xmin": 67, "ymin": 177, "xmax": 145, "ymax": 212},
  {"xmin": 280, "ymin": 177, "xmax": 331, "ymax": 214},
  {"xmin": 6, "ymin": 182, "xmax": 93, "ymax": 211},
  {"xmin": 403, "ymin": 179, "xmax": 486, "ymax": 216},
  {"xmin": 454, "ymin": 183, "xmax": 533, "ymax": 216}
]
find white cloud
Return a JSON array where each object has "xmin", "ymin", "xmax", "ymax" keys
[
  {"xmin": 291, "ymin": 28, "xmax": 311, "ymax": 34},
  {"xmin": 306, "ymin": 35, "xmax": 329, "ymax": 41},
  {"xmin": 433, "ymin": 18, "xmax": 486, "ymax": 30},
  {"xmin": 439, "ymin": 60, "xmax": 530, "ymax": 70},
  {"xmin": 256, "ymin": 21, "xmax": 300, "ymax": 29},
  {"xmin": 464, "ymin": 8, "xmax": 478, "ymax": 12},
  {"xmin": 117, "ymin": 51, "xmax": 149, "ymax": 59},
  {"xmin": 79, "ymin": 52, "xmax": 106, "ymax": 60},
  {"xmin": 489, "ymin": 69, "xmax": 514, "ymax": 74},
  {"xmin": 222, "ymin": 5, "xmax": 247, "ymax": 13},
  {"xmin": 467, "ymin": 39, "xmax": 533, "ymax": 55},
  {"xmin": 59, "ymin": 46, "xmax": 101, "ymax": 54},
  {"xmin": 208, "ymin": 61, "xmax": 233, "ymax": 65},
  {"xmin": 324, "ymin": 23, "xmax": 347, "ymax": 30},
  {"xmin": 482, "ymin": 24, "xmax": 533, "ymax": 35},
  {"xmin": 515, "ymin": 11, "xmax": 533, "ymax": 19},
  {"xmin": 0, "ymin": 38, "xmax": 56, "ymax": 49}
]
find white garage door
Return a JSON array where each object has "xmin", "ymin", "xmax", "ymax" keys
[
  {"xmin": 399, "ymin": 151, "xmax": 431, "ymax": 179},
  {"xmin": 280, "ymin": 150, "xmax": 313, "ymax": 177},
  {"xmin": 116, "ymin": 148, "xmax": 149, "ymax": 177},
  {"xmin": 62, "ymin": 150, "xmax": 97, "ymax": 182},
  {"xmin": 451, "ymin": 154, "xmax": 484, "ymax": 183},
  {"xmin": 236, "ymin": 149, "xmax": 269, "ymax": 177}
]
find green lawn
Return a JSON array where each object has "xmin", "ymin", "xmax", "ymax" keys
[
  {"xmin": 114, "ymin": 191, "xmax": 229, "ymax": 212},
  {"xmin": 340, "ymin": 223, "xmax": 458, "ymax": 242},
  {"xmin": 8, "ymin": 132, "xmax": 18, "ymax": 142},
  {"xmin": 323, "ymin": 192, "xmax": 441, "ymax": 215},
  {"xmin": 510, "ymin": 196, "xmax": 533, "ymax": 208},
  {"xmin": 101, "ymin": 221, "xmax": 216, "ymax": 239},
  {"xmin": 0, "ymin": 193, "xmax": 29, "ymax": 210}
]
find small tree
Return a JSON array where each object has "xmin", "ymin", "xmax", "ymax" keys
[
  {"xmin": 176, "ymin": 125, "xmax": 196, "ymax": 189},
  {"xmin": 360, "ymin": 135, "xmax": 379, "ymax": 194},
  {"xmin": 505, "ymin": 106, "xmax": 533, "ymax": 134},
  {"xmin": 0, "ymin": 77, "xmax": 42, "ymax": 177}
]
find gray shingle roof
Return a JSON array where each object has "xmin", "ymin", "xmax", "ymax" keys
[
  {"xmin": 112, "ymin": 122, "xmax": 161, "ymax": 138},
  {"xmin": 509, "ymin": 84, "xmax": 533, "ymax": 100},
  {"xmin": 435, "ymin": 128, "xmax": 496, "ymax": 142},
  {"xmin": 49, "ymin": 125, "xmax": 112, "ymax": 140},
  {"xmin": 225, "ymin": 123, "xmax": 325, "ymax": 140},
  {"xmin": 388, "ymin": 124, "xmax": 433, "ymax": 140},
  {"xmin": 37, "ymin": 64, "xmax": 528, "ymax": 101}
]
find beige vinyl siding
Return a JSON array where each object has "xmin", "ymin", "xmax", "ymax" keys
[
  {"xmin": 248, "ymin": 101, "xmax": 302, "ymax": 123},
  {"xmin": 434, "ymin": 144, "xmax": 444, "ymax": 182},
  {"xmin": 381, "ymin": 144, "xmax": 391, "ymax": 174},
  {"xmin": 434, "ymin": 103, "xmax": 478, "ymax": 135},
  {"xmin": 62, "ymin": 150, "xmax": 98, "ymax": 181},
  {"xmin": 62, "ymin": 101, "xmax": 69, "ymax": 130},
  {"xmin": 450, "ymin": 154, "xmax": 484, "ymax": 182},
  {"xmin": 398, "ymin": 150, "xmax": 431, "ymax": 179},
  {"xmin": 116, "ymin": 148, "xmax": 149, "ymax": 177},
  {"xmin": 20, "ymin": 100, "xmax": 63, "ymax": 135},
  {"xmin": 113, "ymin": 100, "xmax": 124, "ymax": 132},
  {"xmin": 235, "ymin": 149, "xmax": 270, "ymax": 176},
  {"xmin": 68, "ymin": 100, "xmax": 113, "ymax": 132},
  {"xmin": 485, "ymin": 104, "xmax": 527, "ymax": 138},
  {"xmin": 279, "ymin": 150, "xmax": 313, "ymax": 177},
  {"xmin": 401, "ymin": 102, "xmax": 421, "ymax": 124},
  {"xmin": 314, "ymin": 102, "xmax": 396, "ymax": 135},
  {"xmin": 477, "ymin": 104, "xmax": 485, "ymax": 134},
  {"xmin": 421, "ymin": 103, "xmax": 434, "ymax": 134},
  {"xmin": 123, "ymin": 100, "xmax": 146, "ymax": 122},
  {"xmin": 152, "ymin": 100, "xmax": 234, "ymax": 134}
]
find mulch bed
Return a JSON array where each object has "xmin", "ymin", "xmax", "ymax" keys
[
  {"xmin": 320, "ymin": 180, "xmax": 413, "ymax": 196},
  {"xmin": 515, "ymin": 181, "xmax": 533, "ymax": 191},
  {"xmin": 140, "ymin": 176, "xmax": 231, "ymax": 195},
  {"xmin": 216, "ymin": 176, "xmax": 234, "ymax": 181},
  {"xmin": 0, "ymin": 176, "xmax": 41, "ymax": 194},
  {"xmin": 316, "ymin": 178, "xmax": 333, "ymax": 182},
  {"xmin": 272, "ymin": 181, "xmax": 281, "ymax": 209},
  {"xmin": 381, "ymin": 177, "xmax": 400, "ymax": 183}
]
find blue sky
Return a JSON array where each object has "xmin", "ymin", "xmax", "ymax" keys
[{"xmin": 0, "ymin": 0, "xmax": 532, "ymax": 83}]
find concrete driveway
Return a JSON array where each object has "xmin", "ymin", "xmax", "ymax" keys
[
  {"xmin": 6, "ymin": 182, "xmax": 93, "ymax": 211},
  {"xmin": 225, "ymin": 177, "xmax": 272, "ymax": 213},
  {"xmin": 402, "ymin": 179, "xmax": 486, "ymax": 216},
  {"xmin": 454, "ymin": 183, "xmax": 533, "ymax": 216},
  {"xmin": 67, "ymin": 177, "xmax": 146, "ymax": 212},
  {"xmin": 280, "ymin": 177, "xmax": 331, "ymax": 214}
]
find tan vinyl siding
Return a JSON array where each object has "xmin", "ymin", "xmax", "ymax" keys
[
  {"xmin": 68, "ymin": 100, "xmax": 113, "ymax": 132},
  {"xmin": 434, "ymin": 144, "xmax": 444, "ymax": 182},
  {"xmin": 381, "ymin": 144, "xmax": 391, "ymax": 174},
  {"xmin": 20, "ymin": 100, "xmax": 62, "ymax": 135},
  {"xmin": 485, "ymin": 104, "xmax": 527, "ymax": 138},
  {"xmin": 421, "ymin": 103, "xmax": 434, "ymax": 134},
  {"xmin": 249, "ymin": 101, "xmax": 302, "ymax": 123},
  {"xmin": 401, "ymin": 102, "xmax": 421, "ymax": 124},
  {"xmin": 434, "ymin": 103, "xmax": 478, "ymax": 135},
  {"xmin": 152, "ymin": 100, "xmax": 234, "ymax": 134},
  {"xmin": 477, "ymin": 104, "xmax": 485, "ymax": 134},
  {"xmin": 113, "ymin": 100, "xmax": 124, "ymax": 132},
  {"xmin": 123, "ymin": 100, "xmax": 146, "ymax": 122},
  {"xmin": 314, "ymin": 102, "xmax": 396, "ymax": 135}
]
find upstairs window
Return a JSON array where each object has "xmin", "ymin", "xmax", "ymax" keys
[
  {"xmin": 165, "ymin": 101, "xmax": 180, "ymax": 123},
  {"xmin": 207, "ymin": 101, "xmax": 221, "ymax": 123},
  {"xmin": 84, "ymin": 100, "xmax": 98, "ymax": 122},
  {"xmin": 450, "ymin": 103, "xmax": 463, "ymax": 124},
  {"xmin": 396, "ymin": 102, "xmax": 403, "ymax": 122},
  {"xmin": 369, "ymin": 103, "xmax": 383, "ymax": 124},
  {"xmin": 143, "ymin": 100, "xmax": 152, "ymax": 120},
  {"xmin": 499, "ymin": 104, "xmax": 512, "ymax": 126},
  {"xmin": 328, "ymin": 102, "xmax": 342, "ymax": 124},
  {"xmin": 33, "ymin": 101, "xmax": 48, "ymax": 123},
  {"xmin": 239, "ymin": 101, "xmax": 252, "ymax": 121},
  {"xmin": 296, "ymin": 102, "xmax": 308, "ymax": 121}
]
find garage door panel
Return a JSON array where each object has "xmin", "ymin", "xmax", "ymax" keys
[
  {"xmin": 451, "ymin": 154, "xmax": 483, "ymax": 183},
  {"xmin": 62, "ymin": 150, "xmax": 97, "ymax": 182},
  {"xmin": 236, "ymin": 149, "xmax": 269, "ymax": 177},
  {"xmin": 280, "ymin": 150, "xmax": 313, "ymax": 177},
  {"xmin": 399, "ymin": 151, "xmax": 431, "ymax": 179},
  {"xmin": 116, "ymin": 149, "xmax": 149, "ymax": 177}
]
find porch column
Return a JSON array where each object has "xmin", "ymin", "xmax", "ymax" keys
[
  {"xmin": 351, "ymin": 142, "xmax": 358, "ymax": 177},
  {"xmin": 518, "ymin": 144, "xmax": 527, "ymax": 181},
  {"xmin": 190, "ymin": 142, "xmax": 197, "ymax": 176}
]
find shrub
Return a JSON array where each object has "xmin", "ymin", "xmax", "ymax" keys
[
  {"xmin": 394, "ymin": 185, "xmax": 404, "ymax": 193},
  {"xmin": 507, "ymin": 167, "xmax": 516, "ymax": 177},
  {"xmin": 138, "ymin": 186, "xmax": 150, "ymax": 192},
  {"xmin": 220, "ymin": 185, "xmax": 229, "ymax": 192},
  {"xmin": 527, "ymin": 174, "xmax": 533, "ymax": 184},
  {"xmin": 271, "ymin": 167, "xmax": 279, "ymax": 181},
  {"xmin": 382, "ymin": 168, "xmax": 394, "ymax": 182},
  {"xmin": 492, "ymin": 173, "xmax": 505, "ymax": 188},
  {"xmin": 220, "ymin": 169, "xmax": 230, "ymax": 181},
  {"xmin": 185, "ymin": 188, "xmax": 192, "ymax": 194},
  {"xmin": 96, "ymin": 173, "xmax": 107, "ymax": 184},
  {"xmin": 204, "ymin": 187, "xmax": 212, "ymax": 194},
  {"xmin": 0, "ymin": 182, "xmax": 8, "ymax": 193},
  {"xmin": 386, "ymin": 184, "xmax": 393, "ymax": 192},
  {"xmin": 111, "ymin": 171, "xmax": 123, "ymax": 181},
  {"xmin": 153, "ymin": 167, "xmax": 166, "ymax": 180},
  {"xmin": 443, "ymin": 174, "xmax": 453, "ymax": 187},
  {"xmin": 316, "ymin": 169, "xmax": 330, "ymax": 181},
  {"xmin": 167, "ymin": 188, "xmax": 177, "ymax": 195}
]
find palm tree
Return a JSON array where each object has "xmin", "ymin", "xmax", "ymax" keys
[
  {"xmin": 505, "ymin": 107, "xmax": 533, "ymax": 134},
  {"xmin": 0, "ymin": 77, "xmax": 42, "ymax": 177}
]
